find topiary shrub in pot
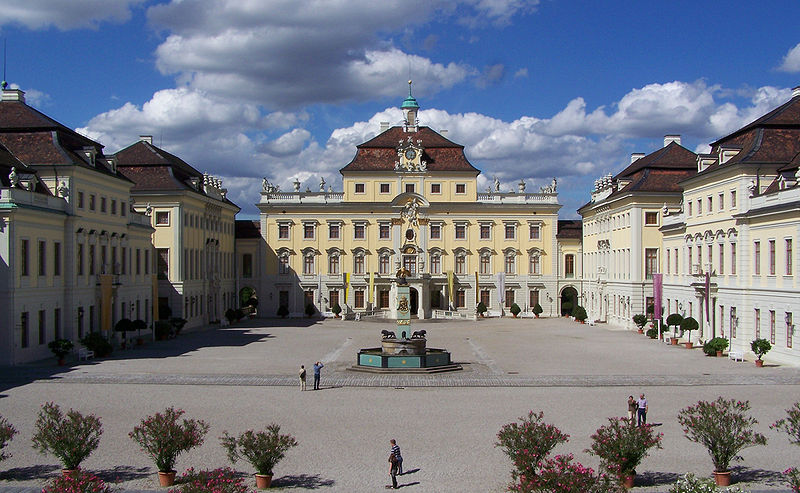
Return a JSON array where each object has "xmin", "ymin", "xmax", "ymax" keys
[
  {"xmin": 510, "ymin": 303, "xmax": 521, "ymax": 318},
  {"xmin": 305, "ymin": 303, "xmax": 316, "ymax": 317},
  {"xmin": 225, "ymin": 308, "xmax": 237, "ymax": 324},
  {"xmin": 48, "ymin": 339, "xmax": 74, "ymax": 364},
  {"xmin": 221, "ymin": 425, "xmax": 299, "ymax": 489},
  {"xmin": 587, "ymin": 417, "xmax": 663, "ymax": 487},
  {"xmin": 114, "ymin": 318, "xmax": 134, "ymax": 348},
  {"xmin": 632, "ymin": 314, "xmax": 647, "ymax": 332},
  {"xmin": 666, "ymin": 313, "xmax": 683, "ymax": 341},
  {"xmin": 32, "ymin": 402, "xmax": 103, "ymax": 471},
  {"xmin": 751, "ymin": 338, "xmax": 771, "ymax": 367},
  {"xmin": 133, "ymin": 319, "xmax": 147, "ymax": 344},
  {"xmin": 277, "ymin": 305, "xmax": 289, "ymax": 318},
  {"xmin": 573, "ymin": 306, "xmax": 587, "ymax": 323},
  {"xmin": 680, "ymin": 317, "xmax": 698, "ymax": 348},
  {"xmin": 561, "ymin": 301, "xmax": 573, "ymax": 317},
  {"xmin": 154, "ymin": 320, "xmax": 172, "ymax": 340},
  {"xmin": 646, "ymin": 328, "xmax": 658, "ymax": 339},
  {"xmin": 476, "ymin": 301, "xmax": 487, "ymax": 317},
  {"xmin": 80, "ymin": 332, "xmax": 112, "ymax": 357},
  {"xmin": 532, "ymin": 303, "xmax": 543, "ymax": 318},
  {"xmin": 702, "ymin": 337, "xmax": 729, "ymax": 356}
]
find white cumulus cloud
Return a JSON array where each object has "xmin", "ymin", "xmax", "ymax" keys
[
  {"xmin": 0, "ymin": 0, "xmax": 144, "ymax": 30},
  {"xmin": 778, "ymin": 43, "xmax": 800, "ymax": 72}
]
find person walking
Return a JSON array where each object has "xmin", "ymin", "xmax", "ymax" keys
[
  {"xmin": 299, "ymin": 365, "xmax": 306, "ymax": 391},
  {"xmin": 313, "ymin": 361, "xmax": 324, "ymax": 390},
  {"xmin": 386, "ymin": 450, "xmax": 399, "ymax": 489},
  {"xmin": 390, "ymin": 439, "xmax": 403, "ymax": 475},
  {"xmin": 637, "ymin": 393, "xmax": 648, "ymax": 426},
  {"xmin": 627, "ymin": 395, "xmax": 637, "ymax": 425}
]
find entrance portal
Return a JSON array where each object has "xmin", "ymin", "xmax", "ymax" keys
[
  {"xmin": 410, "ymin": 288, "xmax": 419, "ymax": 317},
  {"xmin": 560, "ymin": 287, "xmax": 578, "ymax": 316}
]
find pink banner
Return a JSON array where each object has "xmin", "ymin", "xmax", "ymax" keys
[
  {"xmin": 705, "ymin": 272, "xmax": 710, "ymax": 322},
  {"xmin": 653, "ymin": 273, "xmax": 663, "ymax": 320}
]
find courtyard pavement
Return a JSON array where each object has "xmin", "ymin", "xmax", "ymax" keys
[{"xmin": 0, "ymin": 316, "xmax": 797, "ymax": 492}]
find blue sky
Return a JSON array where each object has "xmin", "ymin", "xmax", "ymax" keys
[{"xmin": 3, "ymin": 1, "xmax": 800, "ymax": 217}]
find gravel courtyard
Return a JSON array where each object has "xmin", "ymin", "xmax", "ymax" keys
[{"xmin": 0, "ymin": 317, "xmax": 798, "ymax": 493}]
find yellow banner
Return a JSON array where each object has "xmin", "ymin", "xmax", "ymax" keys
[
  {"xmin": 344, "ymin": 273, "xmax": 349, "ymax": 304},
  {"xmin": 475, "ymin": 271, "xmax": 479, "ymax": 304},
  {"xmin": 369, "ymin": 272, "xmax": 375, "ymax": 304},
  {"xmin": 446, "ymin": 271, "xmax": 453, "ymax": 303}
]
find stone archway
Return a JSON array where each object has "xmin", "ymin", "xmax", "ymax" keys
[
  {"xmin": 560, "ymin": 286, "xmax": 578, "ymax": 316},
  {"xmin": 410, "ymin": 288, "xmax": 419, "ymax": 318}
]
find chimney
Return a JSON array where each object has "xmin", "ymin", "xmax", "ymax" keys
[
  {"xmin": 139, "ymin": 135, "xmax": 153, "ymax": 144},
  {"xmin": 664, "ymin": 135, "xmax": 681, "ymax": 147},
  {"xmin": 379, "ymin": 122, "xmax": 390, "ymax": 132},
  {"xmin": 1, "ymin": 88, "xmax": 25, "ymax": 103},
  {"xmin": 793, "ymin": 86, "xmax": 800, "ymax": 99},
  {"xmin": 631, "ymin": 153, "xmax": 645, "ymax": 164},
  {"xmin": 440, "ymin": 129, "xmax": 448, "ymax": 135}
]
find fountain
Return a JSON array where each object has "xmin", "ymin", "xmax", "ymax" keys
[{"xmin": 349, "ymin": 269, "xmax": 461, "ymax": 373}]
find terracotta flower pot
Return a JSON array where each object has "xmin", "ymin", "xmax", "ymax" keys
[
  {"xmin": 637, "ymin": 329, "xmax": 644, "ymax": 334},
  {"xmin": 716, "ymin": 350, "xmax": 723, "ymax": 357},
  {"xmin": 713, "ymin": 471, "xmax": 731, "ymax": 486},
  {"xmin": 255, "ymin": 474, "xmax": 273, "ymax": 489},
  {"xmin": 158, "ymin": 471, "xmax": 177, "ymax": 487},
  {"xmin": 622, "ymin": 474, "xmax": 635, "ymax": 489},
  {"xmin": 684, "ymin": 342, "xmax": 693, "ymax": 349},
  {"xmin": 62, "ymin": 469, "xmax": 78, "ymax": 478},
  {"xmin": 755, "ymin": 359, "xmax": 764, "ymax": 367},
  {"xmin": 670, "ymin": 337, "xmax": 678, "ymax": 345}
]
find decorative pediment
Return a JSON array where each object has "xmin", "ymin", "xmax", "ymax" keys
[{"xmin": 395, "ymin": 135, "xmax": 427, "ymax": 172}]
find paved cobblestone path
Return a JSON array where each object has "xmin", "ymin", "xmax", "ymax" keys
[{"xmin": 0, "ymin": 317, "xmax": 797, "ymax": 492}]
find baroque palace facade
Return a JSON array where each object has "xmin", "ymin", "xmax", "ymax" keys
[{"xmin": 252, "ymin": 89, "xmax": 579, "ymax": 319}]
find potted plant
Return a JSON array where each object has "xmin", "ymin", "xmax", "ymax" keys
[
  {"xmin": 587, "ymin": 417, "xmax": 663, "ymax": 488},
  {"xmin": 677, "ymin": 397, "xmax": 767, "ymax": 486},
  {"xmin": 129, "ymin": 407, "xmax": 209, "ymax": 486},
  {"xmin": 332, "ymin": 303, "xmax": 343, "ymax": 318},
  {"xmin": 476, "ymin": 301, "xmax": 487, "ymax": 317},
  {"xmin": 532, "ymin": 303, "xmax": 543, "ymax": 318},
  {"xmin": 751, "ymin": 338, "xmax": 771, "ymax": 367},
  {"xmin": 154, "ymin": 320, "xmax": 172, "ymax": 340},
  {"xmin": 171, "ymin": 468, "xmax": 248, "ymax": 493},
  {"xmin": 561, "ymin": 301, "xmax": 573, "ymax": 317},
  {"xmin": 510, "ymin": 303, "xmax": 521, "ymax": 318},
  {"xmin": 680, "ymin": 317, "xmax": 698, "ymax": 348},
  {"xmin": 276, "ymin": 305, "xmax": 289, "ymax": 318},
  {"xmin": 632, "ymin": 314, "xmax": 647, "ymax": 333},
  {"xmin": 48, "ymin": 339, "xmax": 74, "ymax": 365},
  {"xmin": 32, "ymin": 402, "xmax": 103, "ymax": 473},
  {"xmin": 573, "ymin": 306, "xmax": 588, "ymax": 323},
  {"xmin": 170, "ymin": 317, "xmax": 188, "ymax": 336},
  {"xmin": 495, "ymin": 411, "xmax": 569, "ymax": 488},
  {"xmin": 114, "ymin": 318, "xmax": 134, "ymax": 349},
  {"xmin": 0, "ymin": 415, "xmax": 17, "ymax": 462},
  {"xmin": 771, "ymin": 402, "xmax": 800, "ymax": 492},
  {"xmin": 133, "ymin": 319, "xmax": 147, "ymax": 345},
  {"xmin": 702, "ymin": 337, "xmax": 729, "ymax": 357},
  {"xmin": 225, "ymin": 308, "xmax": 237, "ymax": 324},
  {"xmin": 305, "ymin": 303, "xmax": 316, "ymax": 318},
  {"xmin": 80, "ymin": 332, "xmax": 112, "ymax": 358},
  {"xmin": 246, "ymin": 297, "xmax": 259, "ymax": 318},
  {"xmin": 42, "ymin": 469, "xmax": 111, "ymax": 493},
  {"xmin": 666, "ymin": 313, "xmax": 683, "ymax": 344},
  {"xmin": 523, "ymin": 454, "xmax": 611, "ymax": 493},
  {"xmin": 221, "ymin": 425, "xmax": 299, "ymax": 489},
  {"xmin": 646, "ymin": 327, "xmax": 658, "ymax": 339}
]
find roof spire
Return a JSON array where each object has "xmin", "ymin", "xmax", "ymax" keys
[{"xmin": 401, "ymin": 80, "xmax": 420, "ymax": 132}]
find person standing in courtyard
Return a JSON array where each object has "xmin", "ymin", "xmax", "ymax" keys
[
  {"xmin": 313, "ymin": 361, "xmax": 324, "ymax": 390},
  {"xmin": 387, "ymin": 449, "xmax": 399, "ymax": 489},
  {"xmin": 627, "ymin": 395, "xmax": 638, "ymax": 424},
  {"xmin": 390, "ymin": 439, "xmax": 403, "ymax": 475},
  {"xmin": 299, "ymin": 364, "xmax": 306, "ymax": 391},
  {"xmin": 637, "ymin": 393, "xmax": 648, "ymax": 426}
]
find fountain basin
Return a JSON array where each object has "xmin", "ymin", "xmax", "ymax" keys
[{"xmin": 349, "ymin": 344, "xmax": 461, "ymax": 373}]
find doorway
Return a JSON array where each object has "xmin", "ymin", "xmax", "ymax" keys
[{"xmin": 410, "ymin": 288, "xmax": 419, "ymax": 317}]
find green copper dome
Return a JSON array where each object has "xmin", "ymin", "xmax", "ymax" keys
[{"xmin": 401, "ymin": 80, "xmax": 420, "ymax": 109}]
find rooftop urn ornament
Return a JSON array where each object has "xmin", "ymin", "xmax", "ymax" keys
[
  {"xmin": 8, "ymin": 167, "xmax": 18, "ymax": 187},
  {"xmin": 494, "ymin": 176, "xmax": 501, "ymax": 192},
  {"xmin": 293, "ymin": 178, "xmax": 301, "ymax": 192},
  {"xmin": 518, "ymin": 179, "xmax": 526, "ymax": 193}
]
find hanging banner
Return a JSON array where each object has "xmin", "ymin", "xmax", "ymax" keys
[
  {"xmin": 475, "ymin": 271, "xmax": 479, "ymax": 304},
  {"xmin": 446, "ymin": 270, "xmax": 454, "ymax": 304},
  {"xmin": 705, "ymin": 272, "xmax": 710, "ymax": 323},
  {"xmin": 369, "ymin": 272, "xmax": 375, "ymax": 305},
  {"xmin": 344, "ymin": 272, "xmax": 349, "ymax": 305},
  {"xmin": 653, "ymin": 273, "xmax": 663, "ymax": 321},
  {"xmin": 496, "ymin": 272, "xmax": 505, "ymax": 305}
]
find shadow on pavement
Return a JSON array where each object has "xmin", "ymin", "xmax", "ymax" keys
[
  {"xmin": 636, "ymin": 470, "xmax": 681, "ymax": 487},
  {"xmin": 95, "ymin": 465, "xmax": 152, "ymax": 483},
  {"xmin": 0, "ymin": 464, "xmax": 59, "ymax": 481},
  {"xmin": 270, "ymin": 474, "xmax": 335, "ymax": 488},
  {"xmin": 730, "ymin": 465, "xmax": 784, "ymax": 484}
]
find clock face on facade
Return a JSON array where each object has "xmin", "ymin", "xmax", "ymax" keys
[{"xmin": 404, "ymin": 149, "xmax": 417, "ymax": 160}]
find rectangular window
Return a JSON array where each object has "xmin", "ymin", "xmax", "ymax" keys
[
  {"xmin": 89, "ymin": 194, "xmax": 96, "ymax": 211},
  {"xmin": 731, "ymin": 190, "xmax": 737, "ymax": 208},
  {"xmin": 480, "ymin": 255, "xmax": 491, "ymax": 274},
  {"xmin": 111, "ymin": 199, "xmax": 117, "ymax": 215},
  {"xmin": 379, "ymin": 223, "xmax": 390, "ymax": 240},
  {"xmin": 769, "ymin": 240, "xmax": 776, "ymax": 275},
  {"xmin": 328, "ymin": 290, "xmax": 339, "ymax": 308},
  {"xmin": 354, "ymin": 183, "xmax": 365, "ymax": 194},
  {"xmin": 455, "ymin": 183, "xmax": 466, "ymax": 194},
  {"xmin": 54, "ymin": 308, "xmax": 61, "ymax": 339},
  {"xmin": 405, "ymin": 183, "xmax": 415, "ymax": 194},
  {"xmin": 379, "ymin": 290, "xmax": 390, "ymax": 309},
  {"xmin": 379, "ymin": 255, "xmax": 390, "ymax": 275},
  {"xmin": 529, "ymin": 224, "xmax": 540, "ymax": 240},
  {"xmin": 754, "ymin": 241, "xmax": 761, "ymax": 275},
  {"xmin": 53, "ymin": 242, "xmax": 61, "ymax": 276},
  {"xmin": 242, "ymin": 254, "xmax": 253, "ymax": 278},
  {"xmin": 787, "ymin": 312, "xmax": 793, "ymax": 348},
  {"xmin": 121, "ymin": 201, "xmax": 126, "ymax": 216},
  {"xmin": 430, "ymin": 183, "xmax": 441, "ymax": 194},
  {"xmin": 78, "ymin": 191, "xmax": 84, "ymax": 209},
  {"xmin": 565, "ymin": 254, "xmax": 575, "ymax": 278},
  {"xmin": 731, "ymin": 243, "xmax": 737, "ymax": 275},
  {"xmin": 303, "ymin": 255, "xmax": 314, "ymax": 274},
  {"xmin": 278, "ymin": 224, "xmax": 290, "ymax": 239},
  {"xmin": 504, "ymin": 254, "xmax": 515, "ymax": 274},
  {"xmin": 430, "ymin": 224, "xmax": 441, "ymax": 240},
  {"xmin": 354, "ymin": 224, "xmax": 365, "ymax": 239},
  {"xmin": 707, "ymin": 196, "xmax": 713, "ymax": 212},
  {"xmin": 279, "ymin": 255, "xmax": 289, "ymax": 274},
  {"xmin": 708, "ymin": 245, "xmax": 713, "ymax": 273},
  {"xmin": 38, "ymin": 310, "xmax": 46, "ymax": 345},
  {"xmin": 303, "ymin": 223, "xmax": 315, "ymax": 239},
  {"xmin": 645, "ymin": 212, "xmax": 659, "ymax": 225},
  {"xmin": 456, "ymin": 289, "xmax": 465, "ymax": 308},
  {"xmin": 77, "ymin": 244, "xmax": 84, "ymax": 276},
  {"xmin": 755, "ymin": 308, "xmax": 761, "ymax": 339},
  {"xmin": 380, "ymin": 183, "xmax": 390, "ymax": 194},
  {"xmin": 20, "ymin": 239, "xmax": 29, "ymax": 276},
  {"xmin": 480, "ymin": 224, "xmax": 491, "ymax": 240},
  {"xmin": 20, "ymin": 312, "xmax": 29, "ymax": 348},
  {"xmin": 529, "ymin": 290, "xmax": 539, "ymax": 308},
  {"xmin": 719, "ymin": 244, "xmax": 724, "ymax": 275},
  {"xmin": 455, "ymin": 255, "xmax": 465, "ymax": 275},
  {"xmin": 430, "ymin": 254, "xmax": 441, "ymax": 274},
  {"xmin": 480, "ymin": 289, "xmax": 490, "ymax": 306},
  {"xmin": 38, "ymin": 241, "xmax": 46, "ymax": 276},
  {"xmin": 674, "ymin": 249, "xmax": 679, "ymax": 275},
  {"xmin": 121, "ymin": 248, "xmax": 127, "ymax": 275},
  {"xmin": 730, "ymin": 307, "xmax": 736, "ymax": 338},
  {"xmin": 111, "ymin": 246, "xmax": 118, "ymax": 274},
  {"xmin": 645, "ymin": 248, "xmax": 658, "ymax": 279},
  {"xmin": 455, "ymin": 224, "xmax": 466, "ymax": 240},
  {"xmin": 354, "ymin": 255, "xmax": 364, "ymax": 275},
  {"xmin": 89, "ymin": 245, "xmax": 96, "ymax": 275},
  {"xmin": 145, "ymin": 250, "xmax": 150, "ymax": 275},
  {"xmin": 719, "ymin": 193, "xmax": 724, "ymax": 210},
  {"xmin": 688, "ymin": 201, "xmax": 692, "ymax": 216},
  {"xmin": 787, "ymin": 239, "xmax": 793, "ymax": 276},
  {"xmin": 100, "ymin": 197, "xmax": 107, "ymax": 213},
  {"xmin": 697, "ymin": 199, "xmax": 702, "ymax": 214},
  {"xmin": 328, "ymin": 223, "xmax": 340, "ymax": 239},
  {"xmin": 530, "ymin": 255, "xmax": 540, "ymax": 275},
  {"xmin": 504, "ymin": 224, "xmax": 515, "ymax": 240},
  {"xmin": 155, "ymin": 211, "xmax": 170, "ymax": 226},
  {"xmin": 505, "ymin": 289, "xmax": 514, "ymax": 308},
  {"xmin": 354, "ymin": 290, "xmax": 365, "ymax": 309},
  {"xmin": 157, "ymin": 248, "xmax": 169, "ymax": 280},
  {"xmin": 770, "ymin": 310, "xmax": 776, "ymax": 344}
]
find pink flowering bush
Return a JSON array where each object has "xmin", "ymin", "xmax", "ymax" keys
[
  {"xmin": 771, "ymin": 403, "xmax": 800, "ymax": 492},
  {"xmin": 129, "ymin": 407, "xmax": 209, "ymax": 472},
  {"xmin": 496, "ymin": 411, "xmax": 569, "ymax": 484},
  {"xmin": 587, "ymin": 417, "xmax": 663, "ymax": 480},
  {"xmin": 221, "ymin": 425, "xmax": 298, "ymax": 476},
  {"xmin": 677, "ymin": 397, "xmax": 767, "ymax": 472},
  {"xmin": 42, "ymin": 469, "xmax": 112, "ymax": 493},
  {"xmin": 169, "ymin": 467, "xmax": 249, "ymax": 493},
  {"xmin": 782, "ymin": 467, "xmax": 800, "ymax": 492},
  {"xmin": 0, "ymin": 414, "xmax": 17, "ymax": 461},
  {"xmin": 513, "ymin": 454, "xmax": 613, "ymax": 493},
  {"xmin": 32, "ymin": 402, "xmax": 103, "ymax": 470}
]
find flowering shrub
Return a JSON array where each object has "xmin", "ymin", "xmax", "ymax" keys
[
  {"xmin": 782, "ymin": 467, "xmax": 800, "ymax": 492},
  {"xmin": 42, "ymin": 468, "xmax": 112, "ymax": 493},
  {"xmin": 0, "ymin": 415, "xmax": 17, "ymax": 461},
  {"xmin": 587, "ymin": 417, "xmax": 663, "ymax": 479},
  {"xmin": 496, "ymin": 411, "xmax": 569, "ymax": 483},
  {"xmin": 221, "ymin": 425, "xmax": 298, "ymax": 475},
  {"xmin": 32, "ymin": 402, "xmax": 103, "ymax": 470},
  {"xmin": 771, "ymin": 402, "xmax": 800, "ymax": 446},
  {"xmin": 169, "ymin": 467, "xmax": 248, "ymax": 493},
  {"xmin": 677, "ymin": 397, "xmax": 767, "ymax": 472},
  {"xmin": 129, "ymin": 407, "xmax": 209, "ymax": 472},
  {"xmin": 668, "ymin": 473, "xmax": 751, "ymax": 493},
  {"xmin": 512, "ymin": 454, "xmax": 613, "ymax": 493}
]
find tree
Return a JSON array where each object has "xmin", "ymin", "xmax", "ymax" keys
[
  {"xmin": 632, "ymin": 314, "xmax": 647, "ymax": 330},
  {"xmin": 680, "ymin": 317, "xmax": 698, "ymax": 342},
  {"xmin": 532, "ymin": 303, "xmax": 543, "ymax": 317}
]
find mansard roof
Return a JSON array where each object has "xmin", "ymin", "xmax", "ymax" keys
[
  {"xmin": 235, "ymin": 220, "xmax": 261, "ymax": 239},
  {"xmin": 614, "ymin": 142, "xmax": 697, "ymax": 194},
  {"xmin": 339, "ymin": 126, "xmax": 479, "ymax": 173},
  {"xmin": 557, "ymin": 219, "xmax": 582, "ymax": 239}
]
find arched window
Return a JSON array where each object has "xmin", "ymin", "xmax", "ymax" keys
[
  {"xmin": 479, "ymin": 251, "xmax": 492, "ymax": 274},
  {"xmin": 529, "ymin": 253, "xmax": 540, "ymax": 275},
  {"xmin": 454, "ymin": 250, "xmax": 467, "ymax": 275},
  {"xmin": 328, "ymin": 251, "xmax": 340, "ymax": 275},
  {"xmin": 277, "ymin": 249, "xmax": 291, "ymax": 275},
  {"xmin": 379, "ymin": 252, "xmax": 391, "ymax": 275},
  {"xmin": 430, "ymin": 250, "xmax": 442, "ymax": 275},
  {"xmin": 504, "ymin": 251, "xmax": 516, "ymax": 275},
  {"xmin": 353, "ymin": 250, "xmax": 365, "ymax": 275},
  {"xmin": 303, "ymin": 251, "xmax": 315, "ymax": 275}
]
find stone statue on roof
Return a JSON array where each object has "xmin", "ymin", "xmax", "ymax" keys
[
  {"xmin": 319, "ymin": 176, "xmax": 326, "ymax": 192},
  {"xmin": 8, "ymin": 167, "xmax": 18, "ymax": 187}
]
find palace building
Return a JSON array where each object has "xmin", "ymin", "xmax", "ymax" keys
[{"xmin": 254, "ymin": 87, "xmax": 575, "ymax": 319}]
